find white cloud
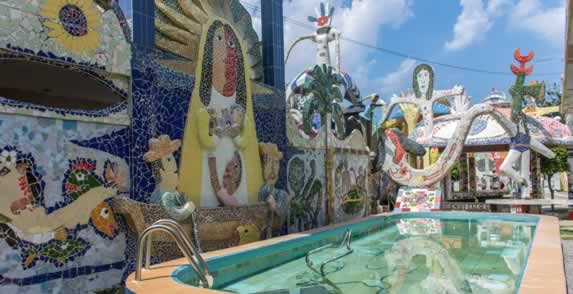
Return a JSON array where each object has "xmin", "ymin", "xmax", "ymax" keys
[
  {"xmin": 249, "ymin": 0, "xmax": 414, "ymax": 95},
  {"xmin": 446, "ymin": 0, "xmax": 564, "ymax": 51},
  {"xmin": 381, "ymin": 59, "xmax": 417, "ymax": 96},
  {"xmin": 509, "ymin": 0, "xmax": 565, "ymax": 47},
  {"xmin": 445, "ymin": 0, "xmax": 510, "ymax": 51}
]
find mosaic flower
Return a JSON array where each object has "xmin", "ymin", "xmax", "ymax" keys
[{"xmin": 41, "ymin": 0, "xmax": 102, "ymax": 54}]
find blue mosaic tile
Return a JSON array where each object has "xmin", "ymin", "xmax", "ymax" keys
[{"xmin": 130, "ymin": 46, "xmax": 194, "ymax": 202}]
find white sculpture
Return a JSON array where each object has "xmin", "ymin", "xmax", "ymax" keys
[
  {"xmin": 498, "ymin": 49, "xmax": 554, "ymax": 199},
  {"xmin": 285, "ymin": 2, "xmax": 341, "ymax": 71}
]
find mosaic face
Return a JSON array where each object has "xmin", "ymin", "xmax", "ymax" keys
[
  {"xmin": 262, "ymin": 155, "xmax": 280, "ymax": 186},
  {"xmin": 212, "ymin": 26, "xmax": 238, "ymax": 97},
  {"xmin": 200, "ymin": 20, "xmax": 246, "ymax": 107},
  {"xmin": 417, "ymin": 69, "xmax": 430, "ymax": 96}
]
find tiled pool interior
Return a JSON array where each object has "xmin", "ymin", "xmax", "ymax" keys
[{"xmin": 173, "ymin": 213, "xmax": 538, "ymax": 293}]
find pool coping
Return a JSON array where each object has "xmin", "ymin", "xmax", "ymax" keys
[{"xmin": 125, "ymin": 212, "xmax": 566, "ymax": 294}]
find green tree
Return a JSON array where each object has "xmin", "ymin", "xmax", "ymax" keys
[
  {"xmin": 540, "ymin": 146, "xmax": 569, "ymax": 210},
  {"xmin": 450, "ymin": 161, "xmax": 460, "ymax": 181}
]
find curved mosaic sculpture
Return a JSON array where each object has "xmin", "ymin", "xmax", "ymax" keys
[
  {"xmin": 380, "ymin": 103, "xmax": 518, "ymax": 187},
  {"xmin": 376, "ymin": 63, "xmax": 518, "ymax": 187},
  {"xmin": 378, "ymin": 58, "xmax": 555, "ymax": 191},
  {"xmin": 388, "ymin": 64, "xmax": 464, "ymax": 143}
]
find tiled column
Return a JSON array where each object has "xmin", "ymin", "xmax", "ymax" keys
[
  {"xmin": 530, "ymin": 151, "xmax": 541, "ymax": 198},
  {"xmin": 468, "ymin": 153, "xmax": 477, "ymax": 192},
  {"xmin": 133, "ymin": 0, "xmax": 155, "ymax": 48},
  {"xmin": 459, "ymin": 153, "xmax": 468, "ymax": 192},
  {"xmin": 261, "ymin": 0, "xmax": 285, "ymax": 88}
]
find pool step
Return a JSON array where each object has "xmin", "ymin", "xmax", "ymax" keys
[
  {"xmin": 305, "ymin": 229, "xmax": 353, "ymax": 278},
  {"xmin": 254, "ymin": 285, "xmax": 330, "ymax": 294}
]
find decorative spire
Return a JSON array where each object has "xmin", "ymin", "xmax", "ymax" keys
[
  {"xmin": 307, "ymin": 2, "xmax": 335, "ymax": 28},
  {"xmin": 510, "ymin": 48, "xmax": 534, "ymax": 76}
]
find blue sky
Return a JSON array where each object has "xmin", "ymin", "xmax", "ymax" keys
[
  {"xmin": 119, "ymin": 0, "xmax": 565, "ymax": 105},
  {"xmin": 251, "ymin": 0, "xmax": 565, "ymax": 105}
]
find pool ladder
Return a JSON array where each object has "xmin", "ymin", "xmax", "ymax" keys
[
  {"xmin": 135, "ymin": 219, "xmax": 213, "ymax": 288},
  {"xmin": 305, "ymin": 229, "xmax": 353, "ymax": 277}
]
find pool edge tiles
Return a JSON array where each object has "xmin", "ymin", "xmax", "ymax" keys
[
  {"xmin": 125, "ymin": 213, "xmax": 564, "ymax": 294},
  {"xmin": 519, "ymin": 215, "xmax": 566, "ymax": 294}
]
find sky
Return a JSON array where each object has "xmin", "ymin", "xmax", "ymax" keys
[
  {"xmin": 118, "ymin": 0, "xmax": 566, "ymax": 106},
  {"xmin": 246, "ymin": 0, "xmax": 566, "ymax": 105}
]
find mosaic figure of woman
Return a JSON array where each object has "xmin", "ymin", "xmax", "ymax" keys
[{"xmin": 178, "ymin": 20, "xmax": 263, "ymax": 207}]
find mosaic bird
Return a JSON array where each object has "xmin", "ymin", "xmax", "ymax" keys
[{"xmin": 0, "ymin": 156, "xmax": 122, "ymax": 236}]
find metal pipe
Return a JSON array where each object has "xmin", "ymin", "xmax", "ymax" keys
[
  {"xmin": 149, "ymin": 219, "xmax": 211, "ymax": 278},
  {"xmin": 135, "ymin": 224, "xmax": 209, "ymax": 287},
  {"xmin": 145, "ymin": 233, "xmax": 151, "ymax": 269}
]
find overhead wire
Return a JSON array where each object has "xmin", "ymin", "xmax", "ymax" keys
[{"xmin": 240, "ymin": 0, "xmax": 562, "ymax": 77}]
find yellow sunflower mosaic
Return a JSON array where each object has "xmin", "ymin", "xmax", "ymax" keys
[{"xmin": 40, "ymin": 0, "xmax": 102, "ymax": 54}]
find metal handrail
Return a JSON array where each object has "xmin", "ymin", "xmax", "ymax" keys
[
  {"xmin": 147, "ymin": 219, "xmax": 210, "ymax": 277},
  {"xmin": 305, "ymin": 229, "xmax": 353, "ymax": 277},
  {"xmin": 135, "ymin": 223, "xmax": 212, "ymax": 288}
]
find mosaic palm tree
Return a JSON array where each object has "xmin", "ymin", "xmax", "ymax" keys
[{"xmin": 300, "ymin": 64, "xmax": 346, "ymax": 138}]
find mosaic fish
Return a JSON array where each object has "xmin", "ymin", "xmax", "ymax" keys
[
  {"xmin": 0, "ymin": 224, "xmax": 89, "ymax": 269},
  {"xmin": 89, "ymin": 202, "xmax": 118, "ymax": 239},
  {"xmin": 19, "ymin": 237, "xmax": 90, "ymax": 269}
]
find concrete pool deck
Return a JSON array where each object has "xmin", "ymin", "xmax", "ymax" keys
[{"xmin": 125, "ymin": 213, "xmax": 566, "ymax": 294}]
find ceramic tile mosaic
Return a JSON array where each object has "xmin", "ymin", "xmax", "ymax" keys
[
  {"xmin": 286, "ymin": 148, "xmax": 327, "ymax": 233},
  {"xmin": 0, "ymin": 0, "xmax": 385, "ymax": 293},
  {"xmin": 0, "ymin": 0, "xmax": 131, "ymax": 76},
  {"xmin": 0, "ymin": 112, "xmax": 129, "ymax": 293},
  {"xmin": 332, "ymin": 152, "xmax": 370, "ymax": 223},
  {"xmin": 130, "ymin": 46, "xmax": 194, "ymax": 202},
  {"xmin": 394, "ymin": 188, "xmax": 442, "ymax": 212}
]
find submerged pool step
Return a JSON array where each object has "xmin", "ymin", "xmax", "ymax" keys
[{"xmin": 254, "ymin": 285, "xmax": 330, "ymax": 294}]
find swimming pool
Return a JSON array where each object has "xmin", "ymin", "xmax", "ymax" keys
[{"xmin": 126, "ymin": 212, "xmax": 566, "ymax": 294}]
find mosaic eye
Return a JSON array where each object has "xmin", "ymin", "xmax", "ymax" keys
[
  {"xmin": 227, "ymin": 40, "xmax": 235, "ymax": 48},
  {"xmin": 101, "ymin": 208, "xmax": 109, "ymax": 218},
  {"xmin": 75, "ymin": 172, "xmax": 85, "ymax": 181},
  {"xmin": 216, "ymin": 34, "xmax": 223, "ymax": 42}
]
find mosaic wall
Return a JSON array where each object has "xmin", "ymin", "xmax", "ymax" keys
[
  {"xmin": 0, "ymin": 1, "xmax": 134, "ymax": 292},
  {"xmin": 286, "ymin": 148, "xmax": 326, "ymax": 233},
  {"xmin": 0, "ymin": 0, "xmax": 290, "ymax": 292},
  {"xmin": 0, "ymin": 109, "xmax": 129, "ymax": 293},
  {"xmin": 0, "ymin": 0, "xmax": 131, "ymax": 92},
  {"xmin": 332, "ymin": 152, "xmax": 369, "ymax": 222}
]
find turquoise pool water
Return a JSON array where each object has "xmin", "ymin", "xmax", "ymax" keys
[{"xmin": 174, "ymin": 213, "xmax": 538, "ymax": 294}]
